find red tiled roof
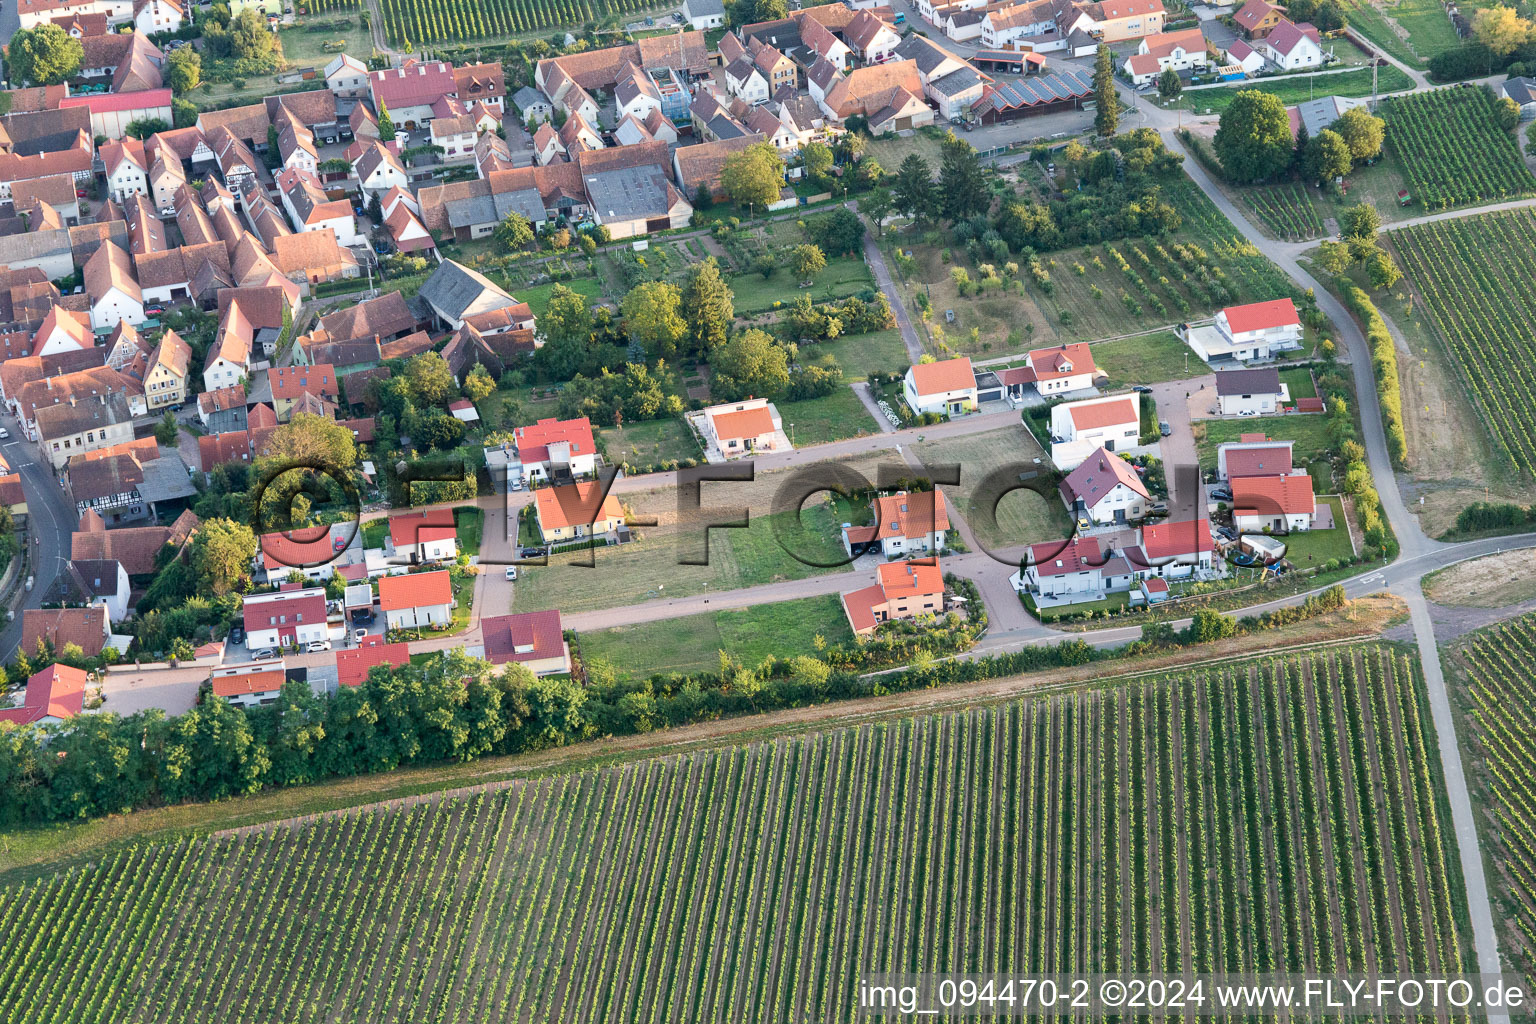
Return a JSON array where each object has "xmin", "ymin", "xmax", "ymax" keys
[
  {"xmin": 21, "ymin": 606, "xmax": 107, "ymax": 659},
  {"xmin": 378, "ymin": 568, "xmax": 452, "ymax": 611},
  {"xmin": 198, "ymin": 431, "xmax": 252, "ymax": 471},
  {"xmin": 1233, "ymin": 473, "xmax": 1315, "ymax": 517},
  {"xmin": 872, "ymin": 489, "xmax": 949, "ymax": 541},
  {"xmin": 211, "ymin": 667, "xmax": 286, "ymax": 698},
  {"xmin": 1139, "ymin": 518, "xmax": 1216, "ymax": 561},
  {"xmin": 1029, "ymin": 342, "xmax": 1096, "ymax": 381},
  {"xmin": 0, "ymin": 664, "xmax": 87, "ymax": 724},
  {"xmin": 1221, "ymin": 297, "xmax": 1299, "ymax": 334},
  {"xmin": 534, "ymin": 481, "xmax": 623, "ymax": 531},
  {"xmin": 335, "ymin": 640, "xmax": 411, "ymax": 686},
  {"xmin": 1067, "ymin": 397, "xmax": 1137, "ymax": 431},
  {"xmin": 388, "ymin": 508, "xmax": 456, "ymax": 548},
  {"xmin": 260, "ymin": 525, "xmax": 342, "ymax": 571},
  {"xmin": 270, "ymin": 364, "xmax": 338, "ymax": 401},
  {"xmin": 876, "ymin": 558, "xmax": 944, "ymax": 598},
  {"xmin": 479, "ymin": 610, "xmax": 565, "ymax": 667},
  {"xmin": 1222, "ymin": 443, "xmax": 1293, "ymax": 479},
  {"xmin": 1027, "ymin": 536, "xmax": 1107, "ymax": 577},
  {"xmin": 242, "ymin": 590, "xmax": 326, "ymax": 634},
  {"xmin": 710, "ymin": 405, "xmax": 775, "ymax": 442},
  {"xmin": 907, "ymin": 356, "xmax": 974, "ymax": 397}
]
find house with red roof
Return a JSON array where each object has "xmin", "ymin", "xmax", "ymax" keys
[
  {"xmin": 210, "ymin": 660, "xmax": 288, "ymax": 708},
  {"xmin": 1012, "ymin": 536, "xmax": 1138, "ymax": 605},
  {"xmin": 841, "ymin": 558, "xmax": 946, "ymax": 636},
  {"xmin": 385, "ymin": 508, "xmax": 458, "ymax": 563},
  {"xmin": 379, "ymin": 568, "xmax": 454, "ymax": 630},
  {"xmin": 21, "ymin": 606, "xmax": 110, "ymax": 659},
  {"xmin": 1232, "ymin": 472, "xmax": 1317, "ymax": 533},
  {"xmin": 1187, "ymin": 298, "xmax": 1302, "ymax": 362},
  {"xmin": 533, "ymin": 481, "xmax": 625, "ymax": 544},
  {"xmin": 242, "ymin": 587, "xmax": 329, "ymax": 650},
  {"xmin": 1126, "ymin": 517, "xmax": 1218, "ymax": 577},
  {"xmin": 842, "ymin": 489, "xmax": 950, "ymax": 559},
  {"xmin": 699, "ymin": 398, "xmax": 786, "ymax": 458},
  {"xmin": 904, "ymin": 355, "xmax": 977, "ymax": 416},
  {"xmin": 1049, "ymin": 392, "xmax": 1141, "ymax": 470},
  {"xmin": 257, "ymin": 522, "xmax": 363, "ymax": 585},
  {"xmin": 1215, "ymin": 436, "xmax": 1295, "ymax": 481},
  {"xmin": 1120, "ymin": 27, "xmax": 1209, "ymax": 86},
  {"xmin": 335, "ymin": 637, "xmax": 412, "ymax": 686},
  {"xmin": 996, "ymin": 343, "xmax": 1100, "ymax": 400},
  {"xmin": 0, "ymin": 664, "xmax": 88, "ymax": 726},
  {"xmin": 1058, "ymin": 447, "xmax": 1150, "ymax": 527},
  {"xmin": 513, "ymin": 416, "xmax": 598, "ymax": 482},
  {"xmin": 269, "ymin": 363, "xmax": 339, "ymax": 421},
  {"xmin": 368, "ymin": 59, "xmax": 458, "ymax": 127},
  {"xmin": 475, "ymin": 610, "xmax": 571, "ymax": 676}
]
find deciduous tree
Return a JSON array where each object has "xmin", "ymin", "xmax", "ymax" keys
[
  {"xmin": 7, "ymin": 25, "xmax": 83, "ymax": 86},
  {"xmin": 720, "ymin": 141, "xmax": 785, "ymax": 210},
  {"xmin": 621, "ymin": 280, "xmax": 687, "ymax": 360},
  {"xmin": 1214, "ymin": 90, "xmax": 1294, "ymax": 182},
  {"xmin": 191, "ymin": 518, "xmax": 257, "ymax": 595},
  {"xmin": 710, "ymin": 329, "xmax": 790, "ymax": 401},
  {"xmin": 789, "ymin": 243, "xmax": 827, "ymax": 280},
  {"xmin": 1331, "ymin": 106, "xmax": 1385, "ymax": 162},
  {"xmin": 681, "ymin": 257, "xmax": 734, "ymax": 356}
]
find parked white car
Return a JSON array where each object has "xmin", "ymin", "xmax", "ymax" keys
[{"xmin": 306, "ymin": 639, "xmax": 332, "ymax": 653}]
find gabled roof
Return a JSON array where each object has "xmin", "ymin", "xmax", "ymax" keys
[
  {"xmin": 369, "ymin": 59, "xmax": 456, "ymax": 110},
  {"xmin": 480, "ymin": 610, "xmax": 565, "ymax": 667},
  {"xmin": 1066, "ymin": 396, "xmax": 1137, "ymax": 431},
  {"xmin": 388, "ymin": 507, "xmax": 456, "ymax": 548},
  {"xmin": 1027, "ymin": 536, "xmax": 1108, "ymax": 577},
  {"xmin": 1264, "ymin": 18, "xmax": 1320, "ymax": 55},
  {"xmin": 1058, "ymin": 447, "xmax": 1149, "ymax": 507},
  {"xmin": 1233, "ymin": 472, "xmax": 1315, "ymax": 516},
  {"xmin": 908, "ymin": 356, "xmax": 975, "ymax": 397},
  {"xmin": 534, "ymin": 480, "xmax": 623, "ymax": 531},
  {"xmin": 1233, "ymin": 0, "xmax": 1276, "ymax": 29},
  {"xmin": 1137, "ymin": 517, "xmax": 1216, "ymax": 561},
  {"xmin": 319, "ymin": 292, "xmax": 417, "ymax": 343},
  {"xmin": 872, "ymin": 489, "xmax": 949, "ymax": 541},
  {"xmin": 1214, "ymin": 366, "xmax": 1282, "ymax": 397},
  {"xmin": 21, "ymin": 606, "xmax": 107, "ymax": 659},
  {"xmin": 84, "ymin": 242, "xmax": 141, "ymax": 305},
  {"xmin": 378, "ymin": 568, "xmax": 453, "ymax": 611},
  {"xmin": 515, "ymin": 416, "xmax": 595, "ymax": 458},
  {"xmin": 0, "ymin": 664, "xmax": 88, "ymax": 724},
  {"xmin": 335, "ymin": 639, "xmax": 412, "ymax": 686},
  {"xmin": 1221, "ymin": 297, "xmax": 1299, "ymax": 333}
]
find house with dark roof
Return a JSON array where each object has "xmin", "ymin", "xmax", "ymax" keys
[
  {"xmin": 417, "ymin": 259, "xmax": 529, "ymax": 331},
  {"xmin": 1214, "ymin": 366, "xmax": 1287, "ymax": 416},
  {"xmin": 67, "ymin": 557, "xmax": 131, "ymax": 622},
  {"xmin": 475, "ymin": 610, "xmax": 571, "ymax": 675},
  {"xmin": 1058, "ymin": 446, "xmax": 1150, "ymax": 527}
]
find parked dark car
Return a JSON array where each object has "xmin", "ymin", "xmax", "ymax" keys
[
  {"xmin": 1132, "ymin": 385, "xmax": 1153, "ymax": 394},
  {"xmin": 229, "ymin": 625, "xmax": 244, "ymax": 645},
  {"xmin": 1158, "ymin": 421, "xmax": 1172, "ymax": 437}
]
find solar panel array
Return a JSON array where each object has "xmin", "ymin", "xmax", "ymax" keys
[{"xmin": 981, "ymin": 67, "xmax": 1095, "ymax": 113}]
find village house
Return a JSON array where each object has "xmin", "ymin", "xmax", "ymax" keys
[
  {"xmin": 841, "ymin": 488, "xmax": 950, "ymax": 559},
  {"xmin": 997, "ymin": 343, "xmax": 1101, "ymax": 400},
  {"xmin": 1186, "ymin": 297, "xmax": 1303, "ymax": 362},
  {"xmin": 386, "ymin": 508, "xmax": 459, "ymax": 563},
  {"xmin": 1124, "ymin": 517, "xmax": 1218, "ymax": 577},
  {"xmin": 475, "ymin": 610, "xmax": 572, "ymax": 676},
  {"xmin": 841, "ymin": 558, "xmax": 946, "ymax": 637},
  {"xmin": 68, "ymin": 557, "xmax": 132, "ymax": 622},
  {"xmin": 243, "ymin": 587, "xmax": 329, "ymax": 651},
  {"xmin": 1122, "ymin": 27, "xmax": 1211, "ymax": 85},
  {"xmin": 0, "ymin": 664, "xmax": 89, "ymax": 725},
  {"xmin": 1059, "ymin": 446, "xmax": 1151, "ymax": 528},
  {"xmin": 1233, "ymin": 0, "xmax": 1284, "ymax": 37},
  {"xmin": 1232, "ymin": 472, "xmax": 1317, "ymax": 533},
  {"xmin": 700, "ymin": 398, "xmax": 788, "ymax": 457},
  {"xmin": 1214, "ymin": 366, "xmax": 1288, "ymax": 416},
  {"xmin": 511, "ymin": 416, "xmax": 597, "ymax": 482},
  {"xmin": 1215, "ymin": 435, "xmax": 1295, "ymax": 481},
  {"xmin": 1049, "ymin": 393, "xmax": 1141, "ymax": 470},
  {"xmin": 904, "ymin": 356, "xmax": 978, "ymax": 417},
  {"xmin": 533, "ymin": 480, "xmax": 625, "ymax": 545},
  {"xmin": 1010, "ymin": 536, "xmax": 1139, "ymax": 606},
  {"xmin": 379, "ymin": 569, "xmax": 455, "ymax": 630},
  {"xmin": 1256, "ymin": 19, "xmax": 1324, "ymax": 70},
  {"xmin": 20, "ymin": 605, "xmax": 110, "ymax": 660},
  {"xmin": 210, "ymin": 660, "xmax": 288, "ymax": 708}
]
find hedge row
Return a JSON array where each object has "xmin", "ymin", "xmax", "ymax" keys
[{"xmin": 1339, "ymin": 280, "xmax": 1408, "ymax": 466}]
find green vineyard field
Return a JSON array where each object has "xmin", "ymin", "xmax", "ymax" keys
[
  {"xmin": 1452, "ymin": 611, "xmax": 1536, "ymax": 982},
  {"xmin": 0, "ymin": 646, "xmax": 1464, "ymax": 1022},
  {"xmin": 1382, "ymin": 88, "xmax": 1536, "ymax": 210},
  {"xmin": 379, "ymin": 0, "xmax": 657, "ymax": 46},
  {"xmin": 1390, "ymin": 210, "xmax": 1536, "ymax": 476}
]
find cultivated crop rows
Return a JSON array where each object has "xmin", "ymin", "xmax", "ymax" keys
[
  {"xmin": 1390, "ymin": 210, "xmax": 1536, "ymax": 475},
  {"xmin": 1247, "ymin": 183, "xmax": 1327, "ymax": 241},
  {"xmin": 1454, "ymin": 611, "xmax": 1536, "ymax": 981},
  {"xmin": 379, "ymin": 0, "xmax": 654, "ymax": 45},
  {"xmin": 1382, "ymin": 88, "xmax": 1536, "ymax": 209},
  {"xmin": 0, "ymin": 647, "xmax": 1465, "ymax": 1023}
]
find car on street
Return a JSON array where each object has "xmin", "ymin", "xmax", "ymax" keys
[
  {"xmin": 251, "ymin": 647, "xmax": 278, "ymax": 661},
  {"xmin": 306, "ymin": 640, "xmax": 332, "ymax": 653},
  {"xmin": 505, "ymin": 566, "xmax": 518, "ymax": 581},
  {"xmin": 1132, "ymin": 385, "xmax": 1153, "ymax": 393},
  {"xmin": 1158, "ymin": 421, "xmax": 1171, "ymax": 437},
  {"xmin": 0, "ymin": 427, "xmax": 10, "ymax": 440},
  {"xmin": 1210, "ymin": 488, "xmax": 1233, "ymax": 502}
]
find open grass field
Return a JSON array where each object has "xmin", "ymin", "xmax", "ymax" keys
[
  {"xmin": 776, "ymin": 387, "xmax": 881, "ymax": 446},
  {"xmin": 597, "ymin": 416, "xmax": 701, "ymax": 469},
  {"xmin": 0, "ymin": 644, "xmax": 1466, "ymax": 1023},
  {"xmin": 515, "ymin": 277, "xmax": 606, "ymax": 319},
  {"xmin": 1092, "ymin": 330, "xmax": 1204, "ymax": 388},
  {"xmin": 1342, "ymin": 0, "xmax": 1470, "ymax": 67},
  {"xmin": 578, "ymin": 593, "xmax": 852, "ymax": 679},
  {"xmin": 803, "ymin": 328, "xmax": 909, "ymax": 381},
  {"xmin": 1176, "ymin": 64, "xmax": 1415, "ymax": 117},
  {"xmin": 913, "ymin": 424, "xmax": 1071, "ymax": 548},
  {"xmin": 1389, "ymin": 210, "xmax": 1536, "ymax": 478},
  {"xmin": 1196, "ymin": 413, "xmax": 1337, "ymax": 467},
  {"xmin": 727, "ymin": 254, "xmax": 875, "ymax": 314},
  {"xmin": 887, "ymin": 175, "xmax": 1302, "ymax": 357},
  {"xmin": 1382, "ymin": 88, "xmax": 1536, "ymax": 210},
  {"xmin": 454, "ymin": 507, "xmax": 483, "ymax": 556},
  {"xmin": 1448, "ymin": 611, "xmax": 1536, "ymax": 983}
]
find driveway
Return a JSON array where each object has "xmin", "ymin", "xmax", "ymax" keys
[{"xmin": 1148, "ymin": 374, "xmax": 1212, "ymax": 517}]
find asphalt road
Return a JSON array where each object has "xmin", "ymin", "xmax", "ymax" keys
[{"xmin": 0, "ymin": 407, "xmax": 75, "ymax": 664}]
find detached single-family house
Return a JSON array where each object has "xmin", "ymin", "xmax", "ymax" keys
[
  {"xmin": 701, "ymin": 398, "xmax": 786, "ymax": 456},
  {"xmin": 1501, "ymin": 77, "xmax": 1536, "ymax": 120},
  {"xmin": 210, "ymin": 661, "xmax": 287, "ymax": 708},
  {"xmin": 379, "ymin": 568, "xmax": 455, "ymax": 630},
  {"xmin": 1059, "ymin": 446, "xmax": 1150, "ymax": 527},
  {"xmin": 335, "ymin": 638, "xmax": 412, "ymax": 686},
  {"xmin": 0, "ymin": 664, "xmax": 88, "ymax": 726},
  {"xmin": 682, "ymin": 0, "xmax": 725, "ymax": 30},
  {"xmin": 325, "ymin": 54, "xmax": 370, "ymax": 99},
  {"xmin": 1012, "ymin": 536, "xmax": 1138, "ymax": 605},
  {"xmin": 904, "ymin": 356, "xmax": 977, "ymax": 417},
  {"xmin": 514, "ymin": 416, "xmax": 598, "ymax": 482},
  {"xmin": 842, "ymin": 489, "xmax": 950, "ymax": 559},
  {"xmin": 1215, "ymin": 366, "xmax": 1287, "ymax": 416},
  {"xmin": 1126, "ymin": 517, "xmax": 1218, "ymax": 577},
  {"xmin": 533, "ymin": 481, "xmax": 625, "ymax": 545},
  {"xmin": 1050, "ymin": 393, "xmax": 1140, "ymax": 470},
  {"xmin": 1216, "ymin": 436, "xmax": 1295, "ymax": 481},
  {"xmin": 69, "ymin": 558, "xmax": 132, "ymax": 622},
  {"xmin": 476, "ymin": 610, "xmax": 572, "ymax": 676},
  {"xmin": 997, "ymin": 343, "xmax": 1100, "ymax": 400},
  {"xmin": 386, "ymin": 508, "xmax": 458, "ymax": 563},
  {"xmin": 1232, "ymin": 472, "xmax": 1316, "ymax": 533},
  {"xmin": 1257, "ymin": 20, "xmax": 1323, "ymax": 70},
  {"xmin": 1185, "ymin": 297, "xmax": 1303, "ymax": 362},
  {"xmin": 1122, "ymin": 28, "xmax": 1210, "ymax": 86},
  {"xmin": 841, "ymin": 559, "xmax": 946, "ymax": 637},
  {"xmin": 242, "ymin": 587, "xmax": 329, "ymax": 651},
  {"xmin": 1233, "ymin": 0, "xmax": 1284, "ymax": 38},
  {"xmin": 844, "ymin": 9, "xmax": 902, "ymax": 63}
]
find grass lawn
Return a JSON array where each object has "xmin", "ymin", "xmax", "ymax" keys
[
  {"xmin": 454, "ymin": 507, "xmax": 483, "ymax": 557},
  {"xmin": 598, "ymin": 416, "xmax": 701, "ymax": 468},
  {"xmin": 1026, "ymin": 590, "xmax": 1131, "ymax": 623},
  {"xmin": 579, "ymin": 593, "xmax": 853, "ymax": 679},
  {"xmin": 512, "ymin": 506, "xmax": 851, "ymax": 614},
  {"xmin": 912, "ymin": 424, "xmax": 1072, "ymax": 549},
  {"xmin": 863, "ymin": 132, "xmax": 945, "ymax": 173},
  {"xmin": 1172, "ymin": 64, "xmax": 1415, "ymax": 116},
  {"xmin": 1093, "ymin": 331, "xmax": 1203, "ymax": 388},
  {"xmin": 1196, "ymin": 413, "xmax": 1336, "ymax": 468},
  {"xmin": 362, "ymin": 519, "xmax": 386, "ymax": 550},
  {"xmin": 1282, "ymin": 496, "xmax": 1355, "ymax": 566},
  {"xmin": 729, "ymin": 254, "xmax": 874, "ymax": 314},
  {"xmin": 803, "ymin": 328, "xmax": 909, "ymax": 381},
  {"xmin": 1279, "ymin": 366, "xmax": 1318, "ymax": 401},
  {"xmin": 516, "ymin": 278, "xmax": 606, "ymax": 318},
  {"xmin": 277, "ymin": 22, "xmax": 373, "ymax": 65},
  {"xmin": 777, "ymin": 388, "xmax": 881, "ymax": 446}
]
